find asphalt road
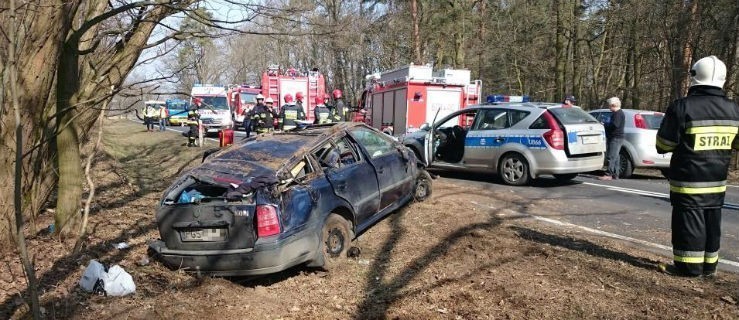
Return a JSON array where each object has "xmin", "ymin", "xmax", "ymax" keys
[{"xmin": 432, "ymin": 168, "xmax": 739, "ymax": 273}]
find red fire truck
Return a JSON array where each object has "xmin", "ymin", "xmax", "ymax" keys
[
  {"xmin": 227, "ymin": 85, "xmax": 262, "ymax": 129},
  {"xmin": 354, "ymin": 64, "xmax": 482, "ymax": 135},
  {"xmin": 260, "ymin": 65, "xmax": 326, "ymax": 123}
]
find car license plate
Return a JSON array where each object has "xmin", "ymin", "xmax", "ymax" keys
[
  {"xmin": 581, "ymin": 135, "xmax": 599, "ymax": 144},
  {"xmin": 180, "ymin": 228, "xmax": 226, "ymax": 242},
  {"xmin": 207, "ymin": 128, "xmax": 219, "ymax": 133}
]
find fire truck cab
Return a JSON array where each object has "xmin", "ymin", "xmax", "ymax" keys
[
  {"xmin": 227, "ymin": 85, "xmax": 262, "ymax": 129},
  {"xmin": 355, "ymin": 64, "xmax": 482, "ymax": 136}
]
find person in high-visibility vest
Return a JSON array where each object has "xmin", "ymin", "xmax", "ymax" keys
[
  {"xmin": 142, "ymin": 104, "xmax": 158, "ymax": 132},
  {"xmin": 331, "ymin": 89, "xmax": 349, "ymax": 122},
  {"xmin": 657, "ymin": 55, "xmax": 739, "ymax": 277},
  {"xmin": 314, "ymin": 96, "xmax": 332, "ymax": 124},
  {"xmin": 278, "ymin": 94, "xmax": 306, "ymax": 131}
]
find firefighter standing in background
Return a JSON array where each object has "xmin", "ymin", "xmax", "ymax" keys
[
  {"xmin": 331, "ymin": 89, "xmax": 349, "ymax": 122},
  {"xmin": 278, "ymin": 93, "xmax": 306, "ymax": 131},
  {"xmin": 183, "ymin": 109, "xmax": 200, "ymax": 147},
  {"xmin": 314, "ymin": 96, "xmax": 332, "ymax": 124},
  {"xmin": 656, "ymin": 55, "xmax": 739, "ymax": 277},
  {"xmin": 249, "ymin": 97, "xmax": 278, "ymax": 134},
  {"xmin": 243, "ymin": 94, "xmax": 265, "ymax": 138},
  {"xmin": 295, "ymin": 92, "xmax": 305, "ymax": 113}
]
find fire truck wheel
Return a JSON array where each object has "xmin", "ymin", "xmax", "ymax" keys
[
  {"xmin": 499, "ymin": 153, "xmax": 530, "ymax": 186},
  {"xmin": 414, "ymin": 170, "xmax": 433, "ymax": 202},
  {"xmin": 317, "ymin": 213, "xmax": 354, "ymax": 270}
]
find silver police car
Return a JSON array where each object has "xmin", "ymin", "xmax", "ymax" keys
[{"xmin": 403, "ymin": 103, "xmax": 606, "ymax": 185}]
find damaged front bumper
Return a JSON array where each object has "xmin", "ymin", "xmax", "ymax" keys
[{"xmin": 148, "ymin": 226, "xmax": 320, "ymax": 276}]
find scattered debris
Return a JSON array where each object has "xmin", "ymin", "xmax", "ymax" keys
[
  {"xmin": 347, "ymin": 246, "xmax": 361, "ymax": 258},
  {"xmin": 79, "ymin": 260, "xmax": 136, "ymax": 297},
  {"xmin": 357, "ymin": 259, "xmax": 370, "ymax": 266},
  {"xmin": 136, "ymin": 256, "xmax": 150, "ymax": 266},
  {"xmin": 113, "ymin": 242, "xmax": 130, "ymax": 250},
  {"xmin": 721, "ymin": 296, "xmax": 737, "ymax": 305}
]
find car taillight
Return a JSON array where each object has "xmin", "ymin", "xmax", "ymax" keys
[
  {"xmin": 542, "ymin": 111, "xmax": 565, "ymax": 150},
  {"xmin": 634, "ymin": 114, "xmax": 647, "ymax": 129},
  {"xmin": 256, "ymin": 205, "xmax": 280, "ymax": 237}
]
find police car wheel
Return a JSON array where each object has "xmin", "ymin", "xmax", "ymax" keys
[{"xmin": 499, "ymin": 153, "xmax": 530, "ymax": 186}]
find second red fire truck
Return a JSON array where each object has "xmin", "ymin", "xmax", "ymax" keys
[{"xmin": 354, "ymin": 64, "xmax": 482, "ymax": 135}]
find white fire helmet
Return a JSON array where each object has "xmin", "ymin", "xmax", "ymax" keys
[
  {"xmin": 255, "ymin": 94, "xmax": 265, "ymax": 102},
  {"xmin": 265, "ymin": 97, "xmax": 274, "ymax": 104},
  {"xmin": 690, "ymin": 55, "xmax": 727, "ymax": 88}
]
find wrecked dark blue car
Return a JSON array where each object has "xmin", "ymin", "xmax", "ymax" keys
[{"xmin": 149, "ymin": 123, "xmax": 432, "ymax": 276}]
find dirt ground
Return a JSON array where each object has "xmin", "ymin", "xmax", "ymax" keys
[{"xmin": 2, "ymin": 119, "xmax": 739, "ymax": 319}]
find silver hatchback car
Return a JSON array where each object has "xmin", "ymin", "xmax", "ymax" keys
[
  {"xmin": 403, "ymin": 103, "xmax": 606, "ymax": 185},
  {"xmin": 588, "ymin": 109, "xmax": 671, "ymax": 178}
]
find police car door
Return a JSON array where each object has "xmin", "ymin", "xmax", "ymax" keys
[{"xmin": 464, "ymin": 108, "xmax": 515, "ymax": 168}]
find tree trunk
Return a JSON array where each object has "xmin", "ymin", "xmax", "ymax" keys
[
  {"xmin": 571, "ymin": 0, "xmax": 582, "ymax": 103},
  {"xmin": 411, "ymin": 0, "xmax": 422, "ymax": 64},
  {"xmin": 554, "ymin": 0, "xmax": 566, "ymax": 99},
  {"xmin": 8, "ymin": 0, "xmax": 42, "ymax": 317},
  {"xmin": 0, "ymin": 0, "xmax": 70, "ymax": 246},
  {"xmin": 54, "ymin": 35, "xmax": 83, "ymax": 235},
  {"xmin": 671, "ymin": 1, "xmax": 700, "ymax": 100}
]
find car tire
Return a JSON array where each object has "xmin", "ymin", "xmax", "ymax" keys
[
  {"xmin": 318, "ymin": 213, "xmax": 353, "ymax": 270},
  {"xmin": 619, "ymin": 151, "xmax": 634, "ymax": 179},
  {"xmin": 499, "ymin": 153, "xmax": 530, "ymax": 186},
  {"xmin": 553, "ymin": 173, "xmax": 578, "ymax": 181},
  {"xmin": 414, "ymin": 170, "xmax": 433, "ymax": 202}
]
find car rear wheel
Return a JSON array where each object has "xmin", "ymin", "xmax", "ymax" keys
[
  {"xmin": 499, "ymin": 153, "xmax": 530, "ymax": 186},
  {"xmin": 553, "ymin": 173, "xmax": 578, "ymax": 181},
  {"xmin": 619, "ymin": 151, "xmax": 634, "ymax": 179},
  {"xmin": 414, "ymin": 170, "xmax": 433, "ymax": 202},
  {"xmin": 318, "ymin": 213, "xmax": 353, "ymax": 270}
]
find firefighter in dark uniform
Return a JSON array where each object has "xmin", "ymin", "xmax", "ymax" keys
[
  {"xmin": 314, "ymin": 96, "xmax": 332, "ymax": 124},
  {"xmin": 278, "ymin": 93, "xmax": 306, "ymax": 131},
  {"xmin": 243, "ymin": 94, "xmax": 265, "ymax": 138},
  {"xmin": 656, "ymin": 55, "xmax": 739, "ymax": 277},
  {"xmin": 331, "ymin": 89, "xmax": 348, "ymax": 122},
  {"xmin": 182, "ymin": 109, "xmax": 200, "ymax": 147},
  {"xmin": 248, "ymin": 97, "xmax": 279, "ymax": 134},
  {"xmin": 295, "ymin": 92, "xmax": 305, "ymax": 114}
]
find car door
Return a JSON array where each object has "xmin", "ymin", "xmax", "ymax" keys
[
  {"xmin": 464, "ymin": 108, "xmax": 511, "ymax": 167},
  {"xmin": 314, "ymin": 137, "xmax": 380, "ymax": 222},
  {"xmin": 349, "ymin": 127, "xmax": 413, "ymax": 211}
]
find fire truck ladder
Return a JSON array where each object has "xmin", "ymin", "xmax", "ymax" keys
[{"xmin": 267, "ymin": 76, "xmax": 280, "ymax": 105}]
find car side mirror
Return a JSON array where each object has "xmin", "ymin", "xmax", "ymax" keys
[{"xmin": 419, "ymin": 123, "xmax": 430, "ymax": 131}]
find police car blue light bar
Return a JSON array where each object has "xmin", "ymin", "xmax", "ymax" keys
[{"xmin": 487, "ymin": 94, "xmax": 530, "ymax": 103}]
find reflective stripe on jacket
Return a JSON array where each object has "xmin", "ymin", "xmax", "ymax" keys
[{"xmin": 656, "ymin": 86, "xmax": 739, "ymax": 207}]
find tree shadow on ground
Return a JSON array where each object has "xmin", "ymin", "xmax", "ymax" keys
[
  {"xmin": 510, "ymin": 226, "xmax": 661, "ymax": 271},
  {"xmin": 353, "ymin": 204, "xmax": 509, "ymax": 319}
]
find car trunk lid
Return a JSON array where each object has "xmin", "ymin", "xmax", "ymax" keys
[
  {"xmin": 548, "ymin": 108, "xmax": 606, "ymax": 156},
  {"xmin": 156, "ymin": 161, "xmax": 278, "ymax": 251}
]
